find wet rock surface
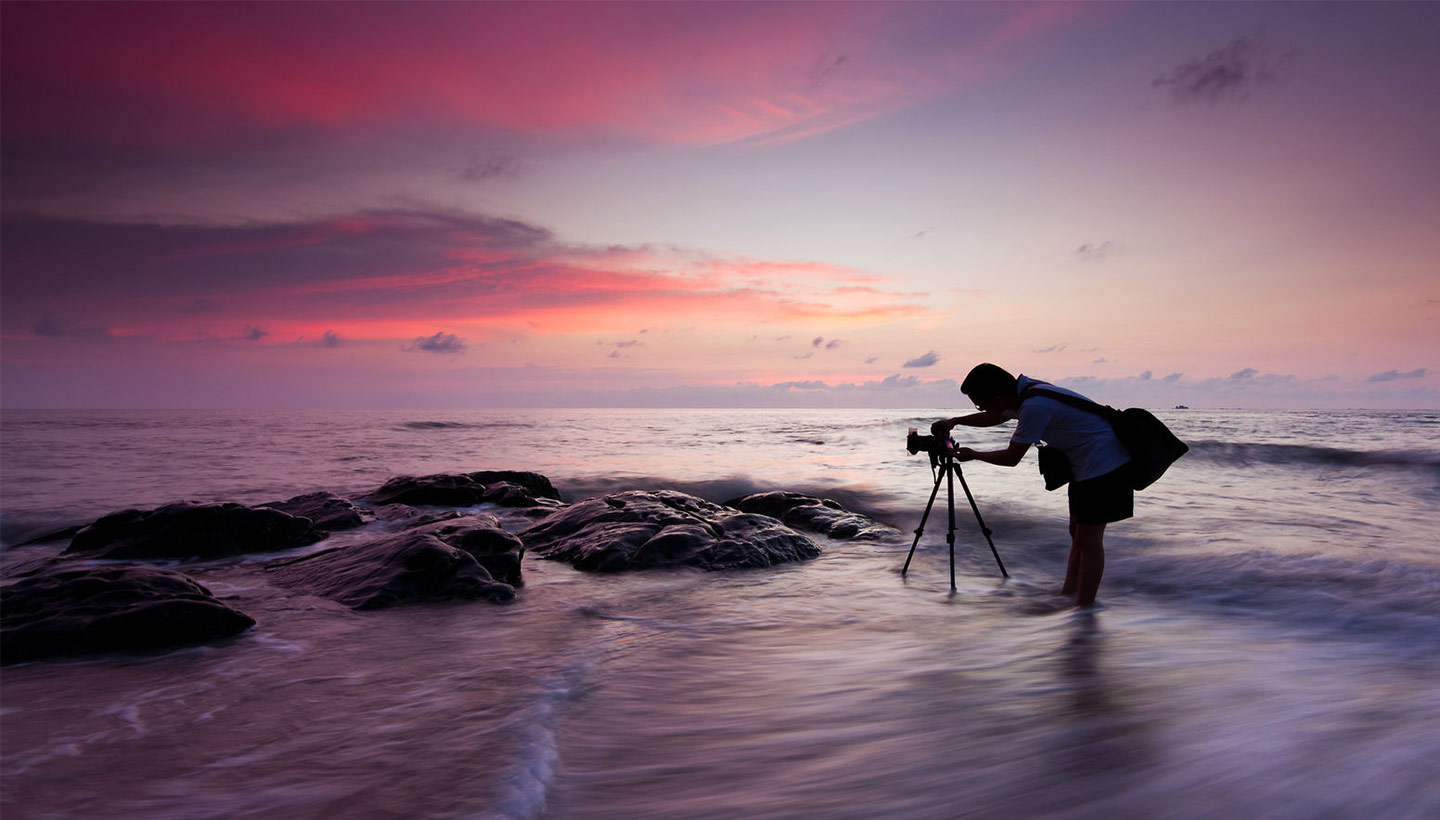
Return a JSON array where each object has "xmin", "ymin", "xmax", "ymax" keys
[
  {"xmin": 480, "ymin": 481, "xmax": 563, "ymax": 509},
  {"xmin": 464, "ymin": 471, "xmax": 562, "ymax": 501},
  {"xmin": 64, "ymin": 501, "xmax": 327, "ymax": 561},
  {"xmin": 404, "ymin": 515, "xmax": 525, "ymax": 587},
  {"xmin": 726, "ymin": 491, "xmax": 895, "ymax": 541},
  {"xmin": 1, "ymin": 566, "xmax": 255, "ymax": 664},
  {"xmin": 521, "ymin": 490, "xmax": 819, "ymax": 572},
  {"xmin": 260, "ymin": 492, "xmax": 368, "ymax": 531},
  {"xmin": 358, "ymin": 474, "xmax": 489, "ymax": 507},
  {"xmin": 369, "ymin": 505, "xmax": 465, "ymax": 526},
  {"xmin": 265, "ymin": 530, "xmax": 516, "ymax": 610}
]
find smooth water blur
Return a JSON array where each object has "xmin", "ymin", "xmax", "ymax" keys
[{"xmin": 2, "ymin": 409, "xmax": 1438, "ymax": 818}]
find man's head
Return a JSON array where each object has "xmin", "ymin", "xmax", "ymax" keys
[{"xmin": 961, "ymin": 363, "xmax": 1019, "ymax": 412}]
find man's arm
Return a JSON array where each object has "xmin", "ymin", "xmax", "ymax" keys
[
  {"xmin": 954, "ymin": 439, "xmax": 1031, "ymax": 468},
  {"xmin": 932, "ymin": 411, "xmax": 1008, "ymax": 436}
]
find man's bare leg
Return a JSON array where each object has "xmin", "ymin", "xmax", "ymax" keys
[
  {"xmin": 1062, "ymin": 516, "xmax": 1081, "ymax": 595},
  {"xmin": 1071, "ymin": 521, "xmax": 1106, "ymax": 607}
]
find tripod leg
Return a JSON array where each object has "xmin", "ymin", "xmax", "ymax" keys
[
  {"xmin": 954, "ymin": 466, "xmax": 1009, "ymax": 578},
  {"xmin": 901, "ymin": 467, "xmax": 947, "ymax": 576},
  {"xmin": 946, "ymin": 461, "xmax": 957, "ymax": 592}
]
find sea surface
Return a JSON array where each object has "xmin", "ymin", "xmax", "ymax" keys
[{"xmin": 2, "ymin": 408, "xmax": 1438, "ymax": 819}]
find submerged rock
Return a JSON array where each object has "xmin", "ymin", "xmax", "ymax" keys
[
  {"xmin": 370, "ymin": 505, "xmax": 465, "ymax": 527},
  {"xmin": 266, "ymin": 530, "xmax": 515, "ymax": 609},
  {"xmin": 521, "ymin": 490, "xmax": 819, "ymax": 572},
  {"xmin": 1, "ymin": 566, "xmax": 255, "ymax": 664},
  {"xmin": 358, "ymin": 474, "xmax": 488, "ymax": 507},
  {"xmin": 64, "ymin": 502, "xmax": 326, "ymax": 561},
  {"xmin": 726, "ymin": 491, "xmax": 895, "ymax": 541},
  {"xmin": 260, "ymin": 492, "xmax": 368, "ymax": 531}
]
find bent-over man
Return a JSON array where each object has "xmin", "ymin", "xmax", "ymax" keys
[{"xmin": 931, "ymin": 363, "xmax": 1132, "ymax": 607}]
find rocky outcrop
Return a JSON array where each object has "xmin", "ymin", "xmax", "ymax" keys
[
  {"xmin": 521, "ymin": 490, "xmax": 819, "ymax": 572},
  {"xmin": 480, "ymin": 481, "xmax": 563, "ymax": 509},
  {"xmin": 64, "ymin": 502, "xmax": 326, "ymax": 561},
  {"xmin": 1, "ymin": 566, "xmax": 255, "ymax": 664},
  {"xmin": 358, "ymin": 472, "xmax": 564, "ymax": 510},
  {"xmin": 265, "ymin": 530, "xmax": 515, "ymax": 609},
  {"xmin": 464, "ymin": 471, "xmax": 562, "ymax": 501},
  {"xmin": 260, "ymin": 492, "xmax": 368, "ymax": 531},
  {"xmin": 405, "ymin": 515, "xmax": 525, "ymax": 587},
  {"xmin": 726, "ymin": 491, "xmax": 895, "ymax": 541},
  {"xmin": 358, "ymin": 474, "xmax": 489, "ymax": 507}
]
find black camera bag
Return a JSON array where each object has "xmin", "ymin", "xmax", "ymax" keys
[{"xmin": 1021, "ymin": 386, "xmax": 1189, "ymax": 491}]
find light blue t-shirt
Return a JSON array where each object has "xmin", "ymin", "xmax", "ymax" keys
[{"xmin": 1002, "ymin": 375, "xmax": 1130, "ymax": 481}]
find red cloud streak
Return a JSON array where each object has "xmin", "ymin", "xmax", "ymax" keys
[
  {"xmin": 2, "ymin": 2, "xmax": 1084, "ymax": 151},
  {"xmin": 2, "ymin": 209, "xmax": 928, "ymax": 342}
]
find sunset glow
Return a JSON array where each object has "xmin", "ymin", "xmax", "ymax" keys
[{"xmin": 3, "ymin": 1, "xmax": 1436, "ymax": 408}]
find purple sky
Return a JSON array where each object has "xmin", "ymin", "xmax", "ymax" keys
[{"xmin": 3, "ymin": 1, "xmax": 1437, "ymax": 408}]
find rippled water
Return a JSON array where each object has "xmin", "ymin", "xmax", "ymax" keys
[{"xmin": 2, "ymin": 409, "xmax": 1438, "ymax": 818}]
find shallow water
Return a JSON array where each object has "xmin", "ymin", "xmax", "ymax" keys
[{"xmin": 2, "ymin": 409, "xmax": 1438, "ymax": 818}]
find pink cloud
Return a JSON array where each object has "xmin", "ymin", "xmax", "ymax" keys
[
  {"xmin": 2, "ymin": 2, "xmax": 1088, "ymax": 152},
  {"xmin": 1, "ymin": 209, "xmax": 929, "ymax": 342}
]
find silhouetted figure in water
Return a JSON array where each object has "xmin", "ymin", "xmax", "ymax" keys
[{"xmin": 931, "ymin": 363, "xmax": 1133, "ymax": 607}]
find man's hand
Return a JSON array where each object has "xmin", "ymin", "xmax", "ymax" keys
[
  {"xmin": 953, "ymin": 447, "xmax": 979, "ymax": 462},
  {"xmin": 930, "ymin": 419, "xmax": 954, "ymax": 437}
]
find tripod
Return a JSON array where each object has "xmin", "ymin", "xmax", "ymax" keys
[{"xmin": 900, "ymin": 449, "xmax": 1009, "ymax": 591}]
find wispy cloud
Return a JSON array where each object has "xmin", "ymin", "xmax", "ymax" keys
[
  {"xmin": 31, "ymin": 314, "xmax": 115, "ymax": 342},
  {"xmin": 1366, "ymin": 368, "xmax": 1427, "ymax": 383},
  {"xmin": 903, "ymin": 351, "xmax": 940, "ymax": 368},
  {"xmin": 1075, "ymin": 241, "xmax": 1114, "ymax": 261},
  {"xmin": 406, "ymin": 331, "xmax": 465, "ymax": 354},
  {"xmin": 458, "ymin": 156, "xmax": 526, "ymax": 182},
  {"xmin": 1153, "ymin": 35, "xmax": 1293, "ymax": 105},
  {"xmin": 1034, "ymin": 343, "xmax": 1068, "ymax": 354}
]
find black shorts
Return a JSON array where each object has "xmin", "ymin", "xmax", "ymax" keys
[{"xmin": 1068, "ymin": 464, "xmax": 1133, "ymax": 524}]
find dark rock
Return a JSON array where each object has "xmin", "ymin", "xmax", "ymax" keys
[
  {"xmin": 481, "ymin": 481, "xmax": 563, "ymax": 509},
  {"xmin": 359, "ymin": 474, "xmax": 488, "ymax": 507},
  {"xmin": 266, "ymin": 531, "xmax": 515, "ymax": 609},
  {"xmin": 260, "ymin": 492, "xmax": 368, "ymax": 531},
  {"xmin": 262, "ymin": 492, "xmax": 368, "ymax": 530},
  {"xmin": 464, "ymin": 471, "xmax": 562, "ymax": 501},
  {"xmin": 406, "ymin": 515, "xmax": 525, "ymax": 587},
  {"xmin": 1, "ymin": 566, "xmax": 255, "ymax": 664},
  {"xmin": 726, "ymin": 491, "xmax": 895, "ymax": 541},
  {"xmin": 521, "ymin": 490, "xmax": 819, "ymax": 572},
  {"xmin": 64, "ymin": 502, "xmax": 327, "ymax": 561}
]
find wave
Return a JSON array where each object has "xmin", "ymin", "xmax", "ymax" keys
[
  {"xmin": 1187, "ymin": 440, "xmax": 1440, "ymax": 473},
  {"xmin": 1109, "ymin": 546, "xmax": 1440, "ymax": 654},
  {"xmin": 397, "ymin": 421, "xmax": 528, "ymax": 432}
]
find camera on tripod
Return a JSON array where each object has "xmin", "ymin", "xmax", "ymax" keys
[
  {"xmin": 901, "ymin": 426, "xmax": 1008, "ymax": 588},
  {"xmin": 906, "ymin": 427, "xmax": 954, "ymax": 468}
]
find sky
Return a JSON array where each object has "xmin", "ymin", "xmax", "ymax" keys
[{"xmin": 2, "ymin": 1, "xmax": 1437, "ymax": 409}]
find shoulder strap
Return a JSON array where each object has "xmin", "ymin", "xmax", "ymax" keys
[{"xmin": 1020, "ymin": 385, "xmax": 1118, "ymax": 421}]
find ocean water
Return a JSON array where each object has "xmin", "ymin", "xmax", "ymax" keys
[{"xmin": 1, "ymin": 408, "xmax": 1438, "ymax": 819}]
